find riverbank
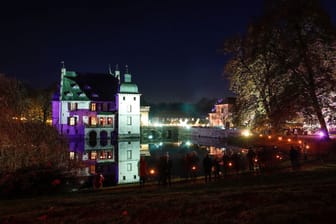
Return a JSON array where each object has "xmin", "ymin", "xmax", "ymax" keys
[{"xmin": 1, "ymin": 160, "xmax": 336, "ymax": 224}]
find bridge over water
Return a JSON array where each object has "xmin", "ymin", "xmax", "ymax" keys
[{"xmin": 140, "ymin": 126, "xmax": 237, "ymax": 143}]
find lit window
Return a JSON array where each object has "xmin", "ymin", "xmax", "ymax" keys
[
  {"xmin": 107, "ymin": 117, "xmax": 113, "ymax": 125},
  {"xmin": 99, "ymin": 117, "xmax": 104, "ymax": 125},
  {"xmin": 90, "ymin": 103, "xmax": 96, "ymax": 111},
  {"xmin": 99, "ymin": 151, "xmax": 106, "ymax": 159},
  {"xmin": 90, "ymin": 151, "xmax": 97, "ymax": 160},
  {"xmin": 90, "ymin": 165, "xmax": 96, "ymax": 174},
  {"xmin": 69, "ymin": 117, "xmax": 77, "ymax": 126},
  {"xmin": 69, "ymin": 152, "xmax": 75, "ymax": 160},
  {"xmin": 90, "ymin": 117, "xmax": 97, "ymax": 126},
  {"xmin": 107, "ymin": 151, "xmax": 112, "ymax": 159},
  {"xmin": 68, "ymin": 102, "xmax": 77, "ymax": 111},
  {"xmin": 127, "ymin": 117, "xmax": 132, "ymax": 125},
  {"xmin": 127, "ymin": 150, "xmax": 132, "ymax": 159},
  {"xmin": 127, "ymin": 163, "xmax": 132, "ymax": 171}
]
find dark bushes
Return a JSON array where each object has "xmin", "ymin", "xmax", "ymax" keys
[{"xmin": 0, "ymin": 165, "xmax": 73, "ymax": 198}]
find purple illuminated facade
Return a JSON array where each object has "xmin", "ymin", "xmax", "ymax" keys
[{"xmin": 52, "ymin": 66, "xmax": 141, "ymax": 184}]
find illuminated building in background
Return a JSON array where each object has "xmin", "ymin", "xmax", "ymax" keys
[
  {"xmin": 208, "ymin": 97, "xmax": 235, "ymax": 128},
  {"xmin": 140, "ymin": 106, "xmax": 150, "ymax": 126},
  {"xmin": 52, "ymin": 64, "xmax": 141, "ymax": 184}
]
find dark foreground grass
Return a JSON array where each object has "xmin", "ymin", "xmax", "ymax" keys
[{"xmin": 1, "ymin": 163, "xmax": 336, "ymax": 224}]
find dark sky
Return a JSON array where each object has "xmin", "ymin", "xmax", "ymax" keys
[{"xmin": 1, "ymin": 0, "xmax": 335, "ymax": 103}]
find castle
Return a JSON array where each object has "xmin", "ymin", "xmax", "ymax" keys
[{"xmin": 52, "ymin": 65, "xmax": 141, "ymax": 185}]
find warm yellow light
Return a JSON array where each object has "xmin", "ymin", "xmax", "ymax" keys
[
  {"xmin": 268, "ymin": 135, "xmax": 272, "ymax": 139},
  {"xmin": 298, "ymin": 140, "xmax": 302, "ymax": 144},
  {"xmin": 287, "ymin": 138, "xmax": 291, "ymax": 142},
  {"xmin": 306, "ymin": 145, "xmax": 310, "ymax": 149},
  {"xmin": 278, "ymin": 136, "xmax": 283, "ymax": 141},
  {"xmin": 259, "ymin": 134, "xmax": 263, "ymax": 137},
  {"xmin": 242, "ymin": 129, "xmax": 251, "ymax": 137},
  {"xmin": 150, "ymin": 169, "xmax": 155, "ymax": 175}
]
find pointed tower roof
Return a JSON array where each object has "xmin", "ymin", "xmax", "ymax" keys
[{"xmin": 119, "ymin": 65, "xmax": 138, "ymax": 93}]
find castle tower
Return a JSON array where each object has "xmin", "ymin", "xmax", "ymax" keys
[{"xmin": 116, "ymin": 65, "xmax": 141, "ymax": 138}]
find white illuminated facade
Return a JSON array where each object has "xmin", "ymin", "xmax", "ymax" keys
[
  {"xmin": 117, "ymin": 140, "xmax": 141, "ymax": 184},
  {"xmin": 208, "ymin": 98, "xmax": 235, "ymax": 128}
]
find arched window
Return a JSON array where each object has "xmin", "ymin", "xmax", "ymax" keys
[
  {"xmin": 100, "ymin": 131, "xmax": 108, "ymax": 146},
  {"xmin": 89, "ymin": 131, "xmax": 97, "ymax": 147}
]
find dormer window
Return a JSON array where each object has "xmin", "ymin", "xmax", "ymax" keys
[
  {"xmin": 78, "ymin": 92, "xmax": 86, "ymax": 97},
  {"xmin": 90, "ymin": 103, "xmax": 96, "ymax": 111},
  {"xmin": 71, "ymin": 84, "xmax": 79, "ymax": 89}
]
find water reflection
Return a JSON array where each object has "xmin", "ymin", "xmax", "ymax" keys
[
  {"xmin": 141, "ymin": 138, "xmax": 244, "ymax": 182},
  {"xmin": 72, "ymin": 137, "xmax": 249, "ymax": 186}
]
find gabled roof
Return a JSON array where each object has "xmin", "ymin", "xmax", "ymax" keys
[{"xmin": 61, "ymin": 71, "xmax": 119, "ymax": 101}]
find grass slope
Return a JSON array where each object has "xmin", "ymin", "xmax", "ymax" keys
[{"xmin": 1, "ymin": 162, "xmax": 336, "ymax": 224}]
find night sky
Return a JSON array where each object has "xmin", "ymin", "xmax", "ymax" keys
[{"xmin": 1, "ymin": 0, "xmax": 335, "ymax": 103}]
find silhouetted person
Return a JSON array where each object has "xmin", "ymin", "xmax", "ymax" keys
[
  {"xmin": 222, "ymin": 153, "xmax": 229, "ymax": 176},
  {"xmin": 213, "ymin": 158, "xmax": 221, "ymax": 180},
  {"xmin": 231, "ymin": 152, "xmax": 241, "ymax": 174},
  {"xmin": 289, "ymin": 145, "xmax": 299, "ymax": 170},
  {"xmin": 165, "ymin": 153, "xmax": 173, "ymax": 186},
  {"xmin": 247, "ymin": 148, "xmax": 256, "ymax": 172},
  {"xmin": 93, "ymin": 173, "xmax": 104, "ymax": 190},
  {"xmin": 203, "ymin": 153, "xmax": 212, "ymax": 183},
  {"xmin": 139, "ymin": 156, "xmax": 148, "ymax": 188}
]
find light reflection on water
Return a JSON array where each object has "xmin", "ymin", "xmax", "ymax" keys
[{"xmin": 142, "ymin": 138, "xmax": 246, "ymax": 179}]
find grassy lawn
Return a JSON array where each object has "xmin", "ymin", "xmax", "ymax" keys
[{"xmin": 1, "ymin": 161, "xmax": 336, "ymax": 224}]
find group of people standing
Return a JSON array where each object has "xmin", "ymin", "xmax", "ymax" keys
[
  {"xmin": 139, "ymin": 153, "xmax": 173, "ymax": 188},
  {"xmin": 93, "ymin": 144, "xmax": 307, "ymax": 190}
]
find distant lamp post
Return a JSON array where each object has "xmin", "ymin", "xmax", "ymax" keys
[
  {"xmin": 241, "ymin": 129, "xmax": 251, "ymax": 137},
  {"xmin": 242, "ymin": 129, "xmax": 251, "ymax": 147}
]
